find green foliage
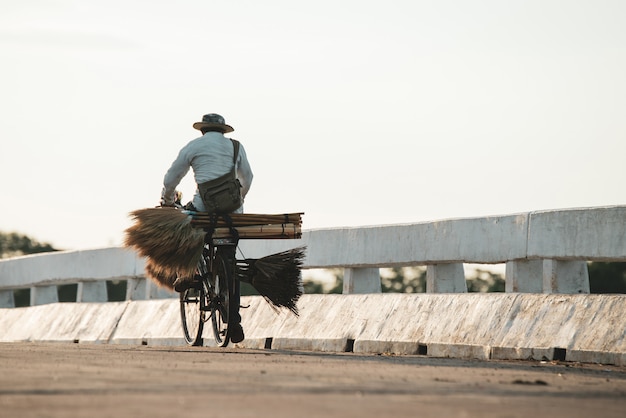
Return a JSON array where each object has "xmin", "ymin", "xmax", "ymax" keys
[
  {"xmin": 302, "ymin": 280, "xmax": 325, "ymax": 294},
  {"xmin": 325, "ymin": 277, "xmax": 343, "ymax": 294},
  {"xmin": 0, "ymin": 231, "xmax": 59, "ymax": 259},
  {"xmin": 302, "ymin": 276, "xmax": 343, "ymax": 294},
  {"xmin": 588, "ymin": 262, "xmax": 626, "ymax": 293},
  {"xmin": 382, "ymin": 267, "xmax": 426, "ymax": 293},
  {"xmin": 304, "ymin": 266, "xmax": 506, "ymax": 294},
  {"xmin": 466, "ymin": 269, "xmax": 505, "ymax": 292},
  {"xmin": 58, "ymin": 284, "xmax": 78, "ymax": 302},
  {"xmin": 13, "ymin": 289, "xmax": 30, "ymax": 307},
  {"xmin": 240, "ymin": 281, "xmax": 259, "ymax": 296},
  {"xmin": 107, "ymin": 281, "xmax": 127, "ymax": 301},
  {"xmin": 382, "ymin": 266, "xmax": 505, "ymax": 293},
  {"xmin": 302, "ymin": 268, "xmax": 343, "ymax": 294}
]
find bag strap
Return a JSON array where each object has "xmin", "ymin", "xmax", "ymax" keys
[{"xmin": 230, "ymin": 139, "xmax": 240, "ymax": 169}]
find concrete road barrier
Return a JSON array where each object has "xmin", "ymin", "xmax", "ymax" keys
[{"xmin": 1, "ymin": 293, "xmax": 624, "ymax": 366}]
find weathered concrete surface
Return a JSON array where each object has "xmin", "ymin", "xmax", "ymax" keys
[
  {"xmin": 237, "ymin": 213, "xmax": 529, "ymax": 267},
  {"xmin": 110, "ymin": 299, "xmax": 182, "ymax": 346},
  {"xmin": 0, "ymin": 302, "xmax": 128, "ymax": 343},
  {"xmin": 0, "ymin": 247, "xmax": 144, "ymax": 289},
  {"xmin": 1, "ymin": 294, "xmax": 625, "ymax": 365},
  {"xmin": 2, "ymin": 343, "xmax": 625, "ymax": 418},
  {"xmin": 528, "ymin": 205, "xmax": 626, "ymax": 261}
]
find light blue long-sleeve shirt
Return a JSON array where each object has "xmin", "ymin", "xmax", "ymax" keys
[{"xmin": 161, "ymin": 131, "xmax": 253, "ymax": 212}]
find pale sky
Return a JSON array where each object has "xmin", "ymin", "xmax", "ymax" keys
[{"xmin": 1, "ymin": 0, "xmax": 625, "ymax": 251}]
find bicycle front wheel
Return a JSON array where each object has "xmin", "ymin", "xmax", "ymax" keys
[{"xmin": 180, "ymin": 286, "xmax": 204, "ymax": 346}]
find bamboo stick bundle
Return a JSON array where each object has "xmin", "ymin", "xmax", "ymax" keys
[
  {"xmin": 209, "ymin": 223, "xmax": 301, "ymax": 239},
  {"xmin": 191, "ymin": 212, "xmax": 303, "ymax": 224},
  {"xmin": 189, "ymin": 212, "xmax": 303, "ymax": 228}
]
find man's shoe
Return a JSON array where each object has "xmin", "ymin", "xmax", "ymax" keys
[{"xmin": 229, "ymin": 323, "xmax": 245, "ymax": 343}]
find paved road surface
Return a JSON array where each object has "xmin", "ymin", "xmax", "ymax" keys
[{"xmin": 0, "ymin": 342, "xmax": 624, "ymax": 417}]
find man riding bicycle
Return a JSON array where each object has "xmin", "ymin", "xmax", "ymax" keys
[{"xmin": 160, "ymin": 113, "xmax": 254, "ymax": 343}]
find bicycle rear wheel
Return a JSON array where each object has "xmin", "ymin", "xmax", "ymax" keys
[
  {"xmin": 180, "ymin": 286, "xmax": 204, "ymax": 346},
  {"xmin": 210, "ymin": 254, "xmax": 232, "ymax": 347}
]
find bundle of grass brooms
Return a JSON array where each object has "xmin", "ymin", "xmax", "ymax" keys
[
  {"xmin": 124, "ymin": 208, "xmax": 205, "ymax": 288},
  {"xmin": 124, "ymin": 207, "xmax": 305, "ymax": 313},
  {"xmin": 236, "ymin": 246, "xmax": 305, "ymax": 315}
]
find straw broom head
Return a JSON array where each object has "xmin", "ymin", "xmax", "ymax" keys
[
  {"xmin": 236, "ymin": 246, "xmax": 306, "ymax": 315},
  {"xmin": 124, "ymin": 207, "xmax": 205, "ymax": 278},
  {"xmin": 144, "ymin": 257, "xmax": 179, "ymax": 290}
]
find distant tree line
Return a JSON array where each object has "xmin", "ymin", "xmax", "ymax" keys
[{"xmin": 0, "ymin": 232, "xmax": 59, "ymax": 259}]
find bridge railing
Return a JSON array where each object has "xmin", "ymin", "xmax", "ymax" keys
[{"xmin": 1, "ymin": 205, "xmax": 625, "ymax": 308}]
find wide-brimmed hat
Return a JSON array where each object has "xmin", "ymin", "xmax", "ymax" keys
[{"xmin": 192, "ymin": 113, "xmax": 234, "ymax": 133}]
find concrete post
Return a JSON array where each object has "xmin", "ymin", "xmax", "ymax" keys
[
  {"xmin": 542, "ymin": 260, "xmax": 590, "ymax": 294},
  {"xmin": 343, "ymin": 268, "xmax": 381, "ymax": 294},
  {"xmin": 505, "ymin": 260, "xmax": 543, "ymax": 292},
  {"xmin": 146, "ymin": 278, "xmax": 177, "ymax": 299},
  {"xmin": 126, "ymin": 277, "xmax": 148, "ymax": 300},
  {"xmin": 0, "ymin": 290, "xmax": 15, "ymax": 308},
  {"xmin": 426, "ymin": 263, "xmax": 467, "ymax": 293},
  {"xmin": 30, "ymin": 285, "xmax": 58, "ymax": 305},
  {"xmin": 76, "ymin": 281, "xmax": 108, "ymax": 302}
]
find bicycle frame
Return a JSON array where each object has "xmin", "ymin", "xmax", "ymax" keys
[{"xmin": 180, "ymin": 233, "xmax": 239, "ymax": 347}]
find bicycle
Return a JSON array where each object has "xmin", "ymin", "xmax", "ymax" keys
[
  {"xmin": 123, "ymin": 207, "xmax": 304, "ymax": 347},
  {"xmin": 180, "ymin": 233, "xmax": 239, "ymax": 347}
]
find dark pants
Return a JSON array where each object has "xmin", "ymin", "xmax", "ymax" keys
[{"xmin": 216, "ymin": 244, "xmax": 241, "ymax": 324}]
